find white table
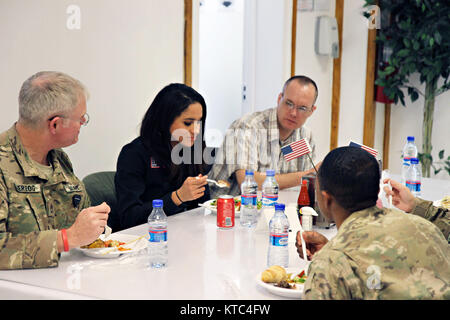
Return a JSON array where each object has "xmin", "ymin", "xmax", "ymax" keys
[
  {"xmin": 0, "ymin": 190, "xmax": 335, "ymax": 300},
  {"xmin": 0, "ymin": 209, "xmax": 335, "ymax": 300},
  {"xmin": 0, "ymin": 177, "xmax": 448, "ymax": 300}
]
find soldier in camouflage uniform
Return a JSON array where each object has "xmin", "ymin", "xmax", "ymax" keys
[
  {"xmin": 384, "ymin": 178, "xmax": 450, "ymax": 242},
  {"xmin": 0, "ymin": 71, "xmax": 110, "ymax": 269},
  {"xmin": 295, "ymin": 147, "xmax": 449, "ymax": 299}
]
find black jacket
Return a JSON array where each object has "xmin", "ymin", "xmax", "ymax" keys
[{"xmin": 114, "ymin": 137, "xmax": 210, "ymax": 231}]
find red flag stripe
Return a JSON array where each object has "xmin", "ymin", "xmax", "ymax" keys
[
  {"xmin": 283, "ymin": 139, "xmax": 312, "ymax": 161},
  {"xmin": 360, "ymin": 145, "xmax": 378, "ymax": 156}
]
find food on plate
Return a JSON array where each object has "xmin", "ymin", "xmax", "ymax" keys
[
  {"xmin": 262, "ymin": 266, "xmax": 308, "ymax": 290},
  {"xmin": 81, "ymin": 238, "xmax": 130, "ymax": 251},
  {"xmin": 440, "ymin": 196, "xmax": 450, "ymax": 209},
  {"xmin": 261, "ymin": 265, "xmax": 288, "ymax": 283},
  {"xmin": 275, "ymin": 280, "xmax": 294, "ymax": 289},
  {"xmin": 209, "ymin": 197, "xmax": 262, "ymax": 211},
  {"xmin": 81, "ymin": 239, "xmax": 105, "ymax": 249},
  {"xmin": 210, "ymin": 197, "xmax": 241, "ymax": 211},
  {"xmin": 288, "ymin": 270, "xmax": 308, "ymax": 284}
]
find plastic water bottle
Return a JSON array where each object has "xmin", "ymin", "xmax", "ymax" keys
[
  {"xmin": 401, "ymin": 136, "xmax": 418, "ymax": 184},
  {"xmin": 147, "ymin": 199, "xmax": 168, "ymax": 268},
  {"xmin": 262, "ymin": 170, "xmax": 279, "ymax": 207},
  {"xmin": 405, "ymin": 158, "xmax": 422, "ymax": 197},
  {"xmin": 240, "ymin": 170, "xmax": 258, "ymax": 228},
  {"xmin": 267, "ymin": 203, "xmax": 289, "ymax": 268}
]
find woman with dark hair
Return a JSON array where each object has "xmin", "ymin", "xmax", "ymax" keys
[{"xmin": 113, "ymin": 83, "xmax": 210, "ymax": 230}]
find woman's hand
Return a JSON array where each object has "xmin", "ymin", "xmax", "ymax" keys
[{"xmin": 176, "ymin": 174, "xmax": 208, "ymax": 203}]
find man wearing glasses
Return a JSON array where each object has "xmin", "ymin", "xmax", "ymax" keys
[
  {"xmin": 209, "ymin": 75, "xmax": 319, "ymax": 196},
  {"xmin": 0, "ymin": 71, "xmax": 110, "ymax": 269}
]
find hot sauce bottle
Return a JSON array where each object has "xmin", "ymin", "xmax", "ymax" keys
[{"xmin": 297, "ymin": 180, "xmax": 310, "ymax": 224}]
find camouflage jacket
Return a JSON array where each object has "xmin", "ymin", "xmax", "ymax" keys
[
  {"xmin": 303, "ymin": 205, "xmax": 450, "ymax": 300},
  {"xmin": 0, "ymin": 125, "xmax": 90, "ymax": 269},
  {"xmin": 412, "ymin": 198, "xmax": 449, "ymax": 242}
]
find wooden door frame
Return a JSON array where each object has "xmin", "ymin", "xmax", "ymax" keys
[
  {"xmin": 363, "ymin": 25, "xmax": 377, "ymax": 148},
  {"xmin": 184, "ymin": 0, "xmax": 193, "ymax": 86},
  {"xmin": 330, "ymin": 0, "xmax": 344, "ymax": 151},
  {"xmin": 291, "ymin": 0, "xmax": 298, "ymax": 77}
]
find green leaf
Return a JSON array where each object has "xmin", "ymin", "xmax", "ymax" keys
[
  {"xmin": 403, "ymin": 38, "xmax": 411, "ymax": 48},
  {"xmin": 397, "ymin": 49, "xmax": 410, "ymax": 57},
  {"xmin": 438, "ymin": 150, "xmax": 445, "ymax": 160},
  {"xmin": 384, "ymin": 66, "xmax": 396, "ymax": 75},
  {"xmin": 434, "ymin": 32, "xmax": 442, "ymax": 45},
  {"xmin": 375, "ymin": 79, "xmax": 386, "ymax": 87},
  {"xmin": 429, "ymin": 38, "xmax": 434, "ymax": 47}
]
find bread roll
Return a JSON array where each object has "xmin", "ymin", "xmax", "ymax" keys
[{"xmin": 261, "ymin": 265, "xmax": 287, "ymax": 283}]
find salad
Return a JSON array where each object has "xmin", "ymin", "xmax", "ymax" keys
[
  {"xmin": 210, "ymin": 197, "xmax": 262, "ymax": 211},
  {"xmin": 288, "ymin": 270, "xmax": 307, "ymax": 284}
]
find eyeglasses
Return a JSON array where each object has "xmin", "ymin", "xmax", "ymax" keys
[
  {"xmin": 283, "ymin": 99, "xmax": 313, "ymax": 114},
  {"xmin": 49, "ymin": 113, "xmax": 90, "ymax": 126}
]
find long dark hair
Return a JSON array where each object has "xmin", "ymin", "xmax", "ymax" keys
[{"xmin": 140, "ymin": 83, "xmax": 208, "ymax": 187}]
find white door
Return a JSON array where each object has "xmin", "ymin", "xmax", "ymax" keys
[{"xmin": 196, "ymin": 0, "xmax": 292, "ymax": 148}]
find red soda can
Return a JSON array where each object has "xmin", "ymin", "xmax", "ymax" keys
[{"xmin": 217, "ymin": 195, "xmax": 235, "ymax": 229}]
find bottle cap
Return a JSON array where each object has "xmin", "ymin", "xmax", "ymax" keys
[
  {"xmin": 274, "ymin": 203, "xmax": 285, "ymax": 211},
  {"xmin": 266, "ymin": 170, "xmax": 275, "ymax": 176},
  {"xmin": 245, "ymin": 170, "xmax": 254, "ymax": 176},
  {"xmin": 410, "ymin": 158, "xmax": 419, "ymax": 164},
  {"xmin": 407, "ymin": 136, "xmax": 415, "ymax": 142},
  {"xmin": 152, "ymin": 199, "xmax": 163, "ymax": 208}
]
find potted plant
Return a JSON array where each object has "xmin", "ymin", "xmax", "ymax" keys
[{"xmin": 364, "ymin": 0, "xmax": 450, "ymax": 177}]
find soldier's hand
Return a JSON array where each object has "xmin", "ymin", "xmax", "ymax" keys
[
  {"xmin": 383, "ymin": 178, "xmax": 416, "ymax": 213},
  {"xmin": 296, "ymin": 231, "xmax": 328, "ymax": 260},
  {"xmin": 67, "ymin": 202, "xmax": 110, "ymax": 248}
]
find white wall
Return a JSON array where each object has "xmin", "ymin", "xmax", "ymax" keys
[
  {"xmin": 0, "ymin": 0, "xmax": 184, "ymax": 179},
  {"xmin": 388, "ymin": 77, "xmax": 450, "ymax": 178},
  {"xmin": 198, "ymin": 0, "xmax": 244, "ymax": 148},
  {"xmin": 295, "ymin": 0, "xmax": 449, "ymax": 180},
  {"xmin": 193, "ymin": 0, "xmax": 292, "ymax": 147},
  {"xmin": 2, "ymin": 0, "xmax": 447, "ymax": 181},
  {"xmin": 253, "ymin": 0, "xmax": 291, "ymax": 111},
  {"xmin": 295, "ymin": 1, "xmax": 335, "ymax": 164},
  {"xmin": 338, "ymin": 0, "xmax": 369, "ymax": 148}
]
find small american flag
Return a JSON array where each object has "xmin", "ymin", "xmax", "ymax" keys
[
  {"xmin": 349, "ymin": 141, "xmax": 378, "ymax": 157},
  {"xmin": 281, "ymin": 138, "xmax": 312, "ymax": 162}
]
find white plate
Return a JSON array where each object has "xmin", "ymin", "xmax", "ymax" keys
[
  {"xmin": 256, "ymin": 268, "xmax": 305, "ymax": 299},
  {"xmin": 76, "ymin": 233, "xmax": 148, "ymax": 259},
  {"xmin": 199, "ymin": 197, "xmax": 241, "ymax": 216}
]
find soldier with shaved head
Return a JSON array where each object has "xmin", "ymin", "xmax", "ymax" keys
[{"xmin": 296, "ymin": 146, "xmax": 449, "ymax": 299}]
